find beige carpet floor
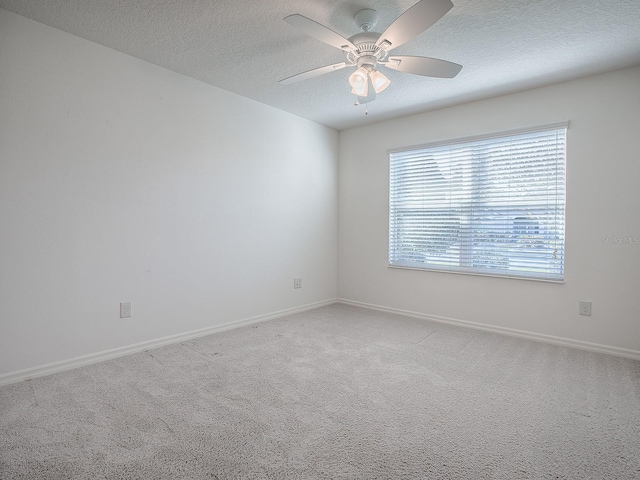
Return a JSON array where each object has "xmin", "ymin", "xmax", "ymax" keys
[{"xmin": 1, "ymin": 303, "xmax": 639, "ymax": 479}]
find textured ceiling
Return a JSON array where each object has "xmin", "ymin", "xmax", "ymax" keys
[{"xmin": 1, "ymin": 0, "xmax": 639, "ymax": 130}]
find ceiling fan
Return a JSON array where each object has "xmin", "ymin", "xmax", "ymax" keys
[{"xmin": 279, "ymin": 0, "xmax": 462, "ymax": 106}]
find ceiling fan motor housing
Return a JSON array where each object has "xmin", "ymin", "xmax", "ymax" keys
[{"xmin": 345, "ymin": 31, "xmax": 387, "ymax": 65}]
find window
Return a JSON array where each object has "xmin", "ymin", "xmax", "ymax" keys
[{"xmin": 389, "ymin": 124, "xmax": 567, "ymax": 281}]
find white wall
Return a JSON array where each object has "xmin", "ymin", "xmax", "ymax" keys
[
  {"xmin": 0, "ymin": 9, "xmax": 338, "ymax": 376},
  {"xmin": 339, "ymin": 66, "xmax": 640, "ymax": 353}
]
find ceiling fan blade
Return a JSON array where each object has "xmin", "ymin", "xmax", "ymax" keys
[
  {"xmin": 285, "ymin": 14, "xmax": 357, "ymax": 51},
  {"xmin": 376, "ymin": 0, "xmax": 453, "ymax": 51},
  {"xmin": 279, "ymin": 62, "xmax": 348, "ymax": 85},
  {"xmin": 386, "ymin": 56, "xmax": 462, "ymax": 78}
]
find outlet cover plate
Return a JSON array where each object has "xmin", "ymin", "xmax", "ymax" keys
[
  {"xmin": 579, "ymin": 301, "xmax": 591, "ymax": 316},
  {"xmin": 120, "ymin": 302, "xmax": 131, "ymax": 318},
  {"xmin": 294, "ymin": 278, "xmax": 302, "ymax": 289}
]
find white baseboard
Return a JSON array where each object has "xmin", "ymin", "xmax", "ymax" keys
[
  {"xmin": 4, "ymin": 297, "xmax": 636, "ymax": 387},
  {"xmin": 337, "ymin": 298, "xmax": 640, "ymax": 361},
  {"xmin": 0, "ymin": 298, "xmax": 338, "ymax": 387}
]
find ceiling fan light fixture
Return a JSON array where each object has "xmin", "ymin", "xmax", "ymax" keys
[
  {"xmin": 349, "ymin": 66, "xmax": 369, "ymax": 97},
  {"xmin": 281, "ymin": 0, "xmax": 462, "ymax": 109},
  {"xmin": 370, "ymin": 70, "xmax": 391, "ymax": 93}
]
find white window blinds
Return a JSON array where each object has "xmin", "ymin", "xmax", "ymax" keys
[{"xmin": 389, "ymin": 125, "xmax": 567, "ymax": 281}]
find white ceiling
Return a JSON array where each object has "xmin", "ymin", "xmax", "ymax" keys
[{"xmin": 2, "ymin": 0, "xmax": 639, "ymax": 130}]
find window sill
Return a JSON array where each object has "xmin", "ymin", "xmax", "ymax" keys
[{"xmin": 387, "ymin": 264, "xmax": 565, "ymax": 284}]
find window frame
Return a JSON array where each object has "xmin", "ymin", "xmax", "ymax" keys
[{"xmin": 387, "ymin": 123, "xmax": 568, "ymax": 283}]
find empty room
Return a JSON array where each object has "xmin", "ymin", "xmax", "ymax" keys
[{"xmin": 1, "ymin": 0, "xmax": 639, "ymax": 478}]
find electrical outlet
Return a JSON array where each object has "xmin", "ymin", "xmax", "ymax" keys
[
  {"xmin": 579, "ymin": 301, "xmax": 591, "ymax": 316},
  {"xmin": 294, "ymin": 278, "xmax": 302, "ymax": 289},
  {"xmin": 120, "ymin": 302, "xmax": 131, "ymax": 318}
]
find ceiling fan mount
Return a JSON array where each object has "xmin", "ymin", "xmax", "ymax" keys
[
  {"xmin": 279, "ymin": 0, "xmax": 463, "ymax": 106},
  {"xmin": 353, "ymin": 9, "xmax": 379, "ymax": 32}
]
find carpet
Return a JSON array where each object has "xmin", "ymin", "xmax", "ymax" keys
[{"xmin": 1, "ymin": 304, "xmax": 639, "ymax": 479}]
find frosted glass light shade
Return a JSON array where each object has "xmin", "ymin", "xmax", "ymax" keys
[
  {"xmin": 370, "ymin": 70, "xmax": 391, "ymax": 93},
  {"xmin": 349, "ymin": 67, "xmax": 369, "ymax": 97}
]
